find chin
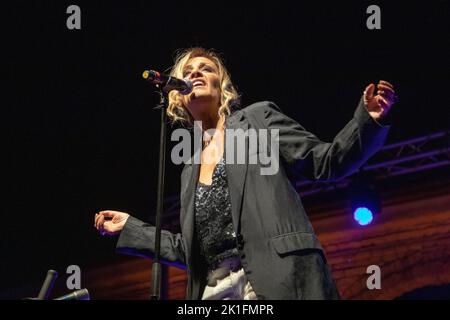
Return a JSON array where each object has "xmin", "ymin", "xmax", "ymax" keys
[{"xmin": 189, "ymin": 92, "xmax": 213, "ymax": 102}]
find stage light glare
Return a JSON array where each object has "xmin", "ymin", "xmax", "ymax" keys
[{"xmin": 353, "ymin": 207, "xmax": 374, "ymax": 226}]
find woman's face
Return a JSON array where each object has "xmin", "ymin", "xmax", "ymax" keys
[{"xmin": 181, "ymin": 56, "xmax": 221, "ymax": 117}]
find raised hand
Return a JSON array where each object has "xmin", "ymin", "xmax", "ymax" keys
[{"xmin": 363, "ymin": 80, "xmax": 397, "ymax": 121}]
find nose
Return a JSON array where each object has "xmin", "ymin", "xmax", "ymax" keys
[{"xmin": 188, "ymin": 68, "xmax": 203, "ymax": 80}]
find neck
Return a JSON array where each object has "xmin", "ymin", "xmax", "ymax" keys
[
  {"xmin": 199, "ymin": 115, "xmax": 225, "ymax": 152},
  {"xmin": 190, "ymin": 102, "xmax": 224, "ymax": 132},
  {"xmin": 194, "ymin": 113, "xmax": 225, "ymax": 135},
  {"xmin": 203, "ymin": 114, "xmax": 224, "ymax": 131}
]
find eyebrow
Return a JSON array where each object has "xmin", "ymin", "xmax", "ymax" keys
[{"xmin": 183, "ymin": 62, "xmax": 216, "ymax": 72}]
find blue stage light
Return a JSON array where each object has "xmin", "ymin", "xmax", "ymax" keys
[
  {"xmin": 353, "ymin": 207, "xmax": 374, "ymax": 226},
  {"xmin": 349, "ymin": 176, "xmax": 380, "ymax": 226}
]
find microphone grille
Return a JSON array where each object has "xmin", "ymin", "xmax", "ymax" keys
[
  {"xmin": 142, "ymin": 70, "xmax": 159, "ymax": 81},
  {"xmin": 142, "ymin": 70, "xmax": 150, "ymax": 79}
]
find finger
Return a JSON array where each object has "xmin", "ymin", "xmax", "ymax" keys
[
  {"xmin": 103, "ymin": 221, "xmax": 114, "ymax": 233},
  {"xmin": 95, "ymin": 213, "xmax": 100, "ymax": 229},
  {"xmin": 364, "ymin": 83, "xmax": 375, "ymax": 100},
  {"xmin": 97, "ymin": 215, "xmax": 105, "ymax": 231},
  {"xmin": 377, "ymin": 84, "xmax": 395, "ymax": 96},
  {"xmin": 377, "ymin": 96, "xmax": 390, "ymax": 109},
  {"xmin": 95, "ymin": 213, "xmax": 105, "ymax": 229},
  {"xmin": 377, "ymin": 83, "xmax": 395, "ymax": 94},
  {"xmin": 94, "ymin": 213, "xmax": 98, "ymax": 227},
  {"xmin": 104, "ymin": 221, "xmax": 119, "ymax": 236},
  {"xmin": 99, "ymin": 210, "xmax": 116, "ymax": 218},
  {"xmin": 378, "ymin": 90, "xmax": 395, "ymax": 101},
  {"xmin": 96, "ymin": 211, "xmax": 115, "ymax": 229},
  {"xmin": 379, "ymin": 80, "xmax": 394, "ymax": 90}
]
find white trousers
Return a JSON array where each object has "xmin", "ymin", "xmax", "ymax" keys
[{"xmin": 201, "ymin": 267, "xmax": 258, "ymax": 300}]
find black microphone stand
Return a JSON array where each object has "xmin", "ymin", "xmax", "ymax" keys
[
  {"xmin": 143, "ymin": 72, "xmax": 191, "ymax": 300},
  {"xmin": 150, "ymin": 85, "xmax": 168, "ymax": 300},
  {"xmin": 22, "ymin": 269, "xmax": 90, "ymax": 300}
]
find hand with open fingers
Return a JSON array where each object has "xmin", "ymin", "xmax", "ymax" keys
[
  {"xmin": 363, "ymin": 80, "xmax": 397, "ymax": 121},
  {"xmin": 94, "ymin": 210, "xmax": 130, "ymax": 236}
]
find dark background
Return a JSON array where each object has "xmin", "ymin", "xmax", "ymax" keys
[{"xmin": 2, "ymin": 1, "xmax": 449, "ymax": 298}]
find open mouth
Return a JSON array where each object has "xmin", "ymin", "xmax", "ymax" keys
[{"xmin": 192, "ymin": 79, "xmax": 206, "ymax": 87}]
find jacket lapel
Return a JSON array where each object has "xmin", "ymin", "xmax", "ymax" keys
[
  {"xmin": 180, "ymin": 161, "xmax": 199, "ymax": 264},
  {"xmin": 225, "ymin": 111, "xmax": 249, "ymax": 234}
]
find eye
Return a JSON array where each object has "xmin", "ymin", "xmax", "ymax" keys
[{"xmin": 203, "ymin": 66, "xmax": 214, "ymax": 72}]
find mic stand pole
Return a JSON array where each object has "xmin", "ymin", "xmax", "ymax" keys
[{"xmin": 150, "ymin": 85, "xmax": 167, "ymax": 300}]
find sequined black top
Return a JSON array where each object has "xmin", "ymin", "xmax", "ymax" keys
[{"xmin": 195, "ymin": 155, "xmax": 240, "ymax": 270}]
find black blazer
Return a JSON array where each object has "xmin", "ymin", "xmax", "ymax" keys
[{"xmin": 116, "ymin": 97, "xmax": 391, "ymax": 299}]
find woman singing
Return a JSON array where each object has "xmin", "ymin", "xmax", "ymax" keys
[{"xmin": 94, "ymin": 47, "xmax": 396, "ymax": 300}]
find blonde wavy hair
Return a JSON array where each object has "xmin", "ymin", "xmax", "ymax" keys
[{"xmin": 166, "ymin": 47, "xmax": 240, "ymax": 126}]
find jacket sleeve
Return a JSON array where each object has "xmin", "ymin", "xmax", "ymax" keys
[
  {"xmin": 260, "ymin": 96, "xmax": 391, "ymax": 181},
  {"xmin": 116, "ymin": 215, "xmax": 187, "ymax": 269}
]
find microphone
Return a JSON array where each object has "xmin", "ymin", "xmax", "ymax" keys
[
  {"xmin": 37, "ymin": 270, "xmax": 58, "ymax": 300},
  {"xmin": 142, "ymin": 70, "xmax": 193, "ymax": 95},
  {"xmin": 54, "ymin": 288, "xmax": 90, "ymax": 300}
]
